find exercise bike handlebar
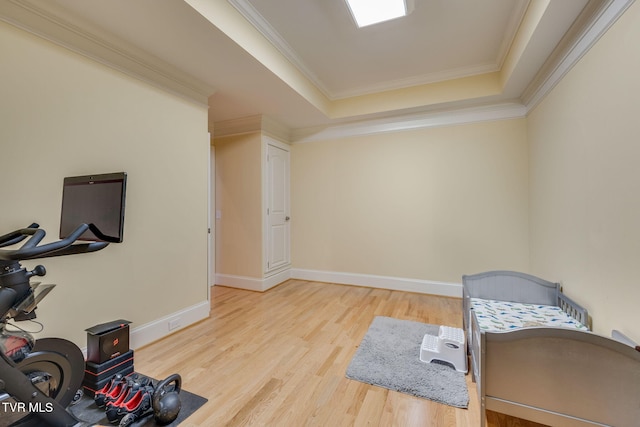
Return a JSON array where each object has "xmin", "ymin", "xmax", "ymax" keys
[
  {"xmin": 0, "ymin": 223, "xmax": 40, "ymax": 248},
  {"xmin": 0, "ymin": 223, "xmax": 108, "ymax": 262}
]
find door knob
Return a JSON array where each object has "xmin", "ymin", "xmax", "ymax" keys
[{"xmin": 285, "ymin": 216, "xmax": 290, "ymax": 221}]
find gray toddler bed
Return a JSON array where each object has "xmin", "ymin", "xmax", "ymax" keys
[{"xmin": 463, "ymin": 270, "xmax": 640, "ymax": 426}]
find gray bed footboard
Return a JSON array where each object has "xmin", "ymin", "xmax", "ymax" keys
[
  {"xmin": 462, "ymin": 270, "xmax": 606, "ymax": 426},
  {"xmin": 482, "ymin": 328, "xmax": 640, "ymax": 426}
]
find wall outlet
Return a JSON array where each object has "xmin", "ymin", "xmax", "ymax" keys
[{"xmin": 168, "ymin": 317, "xmax": 181, "ymax": 331}]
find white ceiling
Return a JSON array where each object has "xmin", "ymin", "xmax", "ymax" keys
[
  {"xmin": 233, "ymin": 0, "xmax": 529, "ymax": 99},
  {"xmin": 1, "ymin": 0, "xmax": 632, "ymax": 141}
]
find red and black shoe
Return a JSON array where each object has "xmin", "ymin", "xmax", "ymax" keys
[
  {"xmin": 105, "ymin": 385, "xmax": 138, "ymax": 423},
  {"xmin": 101, "ymin": 374, "xmax": 152, "ymax": 409},
  {"xmin": 94, "ymin": 374, "xmax": 128, "ymax": 408},
  {"xmin": 108, "ymin": 385, "xmax": 154, "ymax": 426}
]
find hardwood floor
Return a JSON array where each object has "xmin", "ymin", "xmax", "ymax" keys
[{"xmin": 134, "ymin": 280, "xmax": 546, "ymax": 426}]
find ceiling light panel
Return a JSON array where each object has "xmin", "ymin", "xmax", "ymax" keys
[{"xmin": 345, "ymin": 0, "xmax": 408, "ymax": 28}]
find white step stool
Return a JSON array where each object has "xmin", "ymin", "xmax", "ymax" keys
[{"xmin": 420, "ymin": 325, "xmax": 467, "ymax": 373}]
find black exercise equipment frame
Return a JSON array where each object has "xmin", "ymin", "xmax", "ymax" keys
[{"xmin": 0, "ymin": 223, "xmax": 109, "ymax": 427}]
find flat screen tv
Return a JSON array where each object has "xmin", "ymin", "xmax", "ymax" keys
[{"xmin": 59, "ymin": 172, "xmax": 127, "ymax": 243}]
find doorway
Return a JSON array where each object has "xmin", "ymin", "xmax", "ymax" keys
[{"xmin": 265, "ymin": 139, "xmax": 290, "ymax": 273}]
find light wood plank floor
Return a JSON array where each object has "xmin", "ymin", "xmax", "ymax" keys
[{"xmin": 134, "ymin": 280, "xmax": 546, "ymax": 426}]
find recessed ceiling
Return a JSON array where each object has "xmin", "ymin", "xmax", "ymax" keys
[
  {"xmin": 231, "ymin": 0, "xmax": 528, "ymax": 99},
  {"xmin": 2, "ymin": 0, "xmax": 632, "ymax": 141}
]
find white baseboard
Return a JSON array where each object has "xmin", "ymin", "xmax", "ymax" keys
[
  {"xmin": 214, "ymin": 268, "xmax": 462, "ymax": 297},
  {"xmin": 215, "ymin": 269, "xmax": 291, "ymax": 292},
  {"xmin": 264, "ymin": 269, "xmax": 291, "ymax": 290},
  {"xmin": 290, "ymin": 268, "xmax": 462, "ymax": 298},
  {"xmin": 129, "ymin": 300, "xmax": 210, "ymax": 350},
  {"xmin": 80, "ymin": 300, "xmax": 210, "ymax": 357},
  {"xmin": 214, "ymin": 273, "xmax": 264, "ymax": 291}
]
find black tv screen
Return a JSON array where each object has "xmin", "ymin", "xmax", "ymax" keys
[{"xmin": 59, "ymin": 172, "xmax": 127, "ymax": 243}]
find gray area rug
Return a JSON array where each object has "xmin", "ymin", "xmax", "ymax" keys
[{"xmin": 346, "ymin": 316, "xmax": 469, "ymax": 408}]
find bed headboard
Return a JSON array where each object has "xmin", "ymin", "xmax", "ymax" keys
[{"xmin": 462, "ymin": 270, "xmax": 559, "ymax": 306}]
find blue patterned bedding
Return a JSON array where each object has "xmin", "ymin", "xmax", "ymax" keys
[{"xmin": 470, "ymin": 298, "xmax": 588, "ymax": 332}]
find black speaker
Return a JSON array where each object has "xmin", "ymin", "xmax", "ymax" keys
[{"xmin": 86, "ymin": 319, "xmax": 131, "ymax": 364}]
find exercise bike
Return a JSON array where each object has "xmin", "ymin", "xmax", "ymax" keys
[{"xmin": 0, "ymin": 223, "xmax": 109, "ymax": 427}]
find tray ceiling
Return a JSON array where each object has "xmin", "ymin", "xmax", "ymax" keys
[{"xmin": 1, "ymin": 0, "xmax": 633, "ymax": 140}]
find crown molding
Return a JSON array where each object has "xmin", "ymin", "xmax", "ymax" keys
[
  {"xmin": 288, "ymin": 0, "xmax": 636, "ymax": 143},
  {"xmin": 212, "ymin": 115, "xmax": 264, "ymax": 138},
  {"xmin": 290, "ymin": 102, "xmax": 527, "ymax": 143},
  {"xmin": 2, "ymin": 0, "xmax": 634, "ymax": 143},
  {"xmin": 0, "ymin": 0, "xmax": 216, "ymax": 107},
  {"xmin": 522, "ymin": 0, "xmax": 635, "ymax": 111},
  {"xmin": 213, "ymin": 115, "xmax": 291, "ymax": 142},
  {"xmin": 495, "ymin": 0, "xmax": 531, "ymax": 70},
  {"xmin": 331, "ymin": 63, "xmax": 500, "ymax": 100},
  {"xmin": 261, "ymin": 116, "xmax": 292, "ymax": 143},
  {"xmin": 228, "ymin": 0, "xmax": 513, "ymax": 101},
  {"xmin": 227, "ymin": 0, "xmax": 331, "ymax": 99},
  {"xmin": 213, "ymin": 102, "xmax": 527, "ymax": 143}
]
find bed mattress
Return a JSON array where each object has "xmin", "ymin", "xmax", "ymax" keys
[{"xmin": 470, "ymin": 298, "xmax": 588, "ymax": 332}]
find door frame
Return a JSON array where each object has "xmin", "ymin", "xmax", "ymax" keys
[
  {"xmin": 208, "ymin": 136, "xmax": 215, "ymax": 298},
  {"xmin": 262, "ymin": 135, "xmax": 291, "ymax": 275}
]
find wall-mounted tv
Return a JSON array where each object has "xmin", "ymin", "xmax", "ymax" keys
[{"xmin": 59, "ymin": 172, "xmax": 127, "ymax": 243}]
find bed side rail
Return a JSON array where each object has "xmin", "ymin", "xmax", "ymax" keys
[{"xmin": 558, "ymin": 292, "xmax": 590, "ymax": 330}]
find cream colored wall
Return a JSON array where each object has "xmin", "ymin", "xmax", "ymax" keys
[
  {"xmin": 213, "ymin": 132, "xmax": 263, "ymax": 278},
  {"xmin": 528, "ymin": 1, "xmax": 640, "ymax": 342},
  {"xmin": 291, "ymin": 119, "xmax": 530, "ymax": 284},
  {"xmin": 0, "ymin": 22, "xmax": 210, "ymax": 346}
]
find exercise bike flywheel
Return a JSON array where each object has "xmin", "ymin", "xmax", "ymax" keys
[{"xmin": 3, "ymin": 337, "xmax": 85, "ymax": 426}]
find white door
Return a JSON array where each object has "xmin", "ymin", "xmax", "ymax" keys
[{"xmin": 266, "ymin": 142, "xmax": 290, "ymax": 273}]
